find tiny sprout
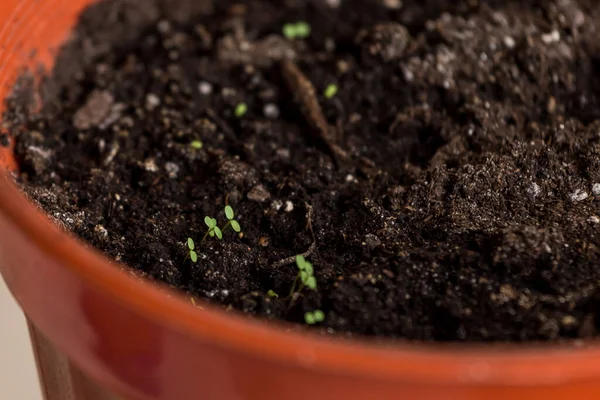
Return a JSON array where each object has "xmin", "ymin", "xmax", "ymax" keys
[
  {"xmin": 267, "ymin": 290, "xmax": 278, "ymax": 298},
  {"xmin": 296, "ymin": 255, "xmax": 317, "ymax": 290},
  {"xmin": 283, "ymin": 23, "xmax": 297, "ymax": 40},
  {"xmin": 234, "ymin": 103, "xmax": 248, "ymax": 118},
  {"xmin": 204, "ymin": 216, "xmax": 223, "ymax": 239},
  {"xmin": 186, "ymin": 205, "xmax": 244, "ymax": 262},
  {"xmin": 187, "ymin": 238, "xmax": 198, "ymax": 263},
  {"xmin": 288, "ymin": 255, "xmax": 319, "ymax": 302},
  {"xmin": 314, "ymin": 309, "xmax": 325, "ymax": 321},
  {"xmin": 200, "ymin": 206, "xmax": 242, "ymax": 243},
  {"xmin": 324, "ymin": 84, "xmax": 338, "ymax": 99},
  {"xmin": 295, "ymin": 22, "xmax": 311, "ymax": 38},
  {"xmin": 224, "ymin": 205, "xmax": 242, "ymax": 233},
  {"xmin": 190, "ymin": 140, "xmax": 203, "ymax": 149},
  {"xmin": 304, "ymin": 309, "xmax": 325, "ymax": 325},
  {"xmin": 283, "ymin": 21, "xmax": 311, "ymax": 40}
]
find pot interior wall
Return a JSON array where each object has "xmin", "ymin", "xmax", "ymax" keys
[{"xmin": 0, "ymin": 0, "xmax": 98, "ymax": 172}]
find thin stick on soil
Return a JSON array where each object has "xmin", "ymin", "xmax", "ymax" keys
[
  {"xmin": 280, "ymin": 60, "xmax": 349, "ymax": 162},
  {"xmin": 272, "ymin": 240, "xmax": 317, "ymax": 269}
]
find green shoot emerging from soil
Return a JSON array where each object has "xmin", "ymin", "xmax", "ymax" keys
[
  {"xmin": 204, "ymin": 216, "xmax": 222, "ymax": 239},
  {"xmin": 267, "ymin": 289, "xmax": 278, "ymax": 298},
  {"xmin": 324, "ymin": 84, "xmax": 338, "ymax": 99},
  {"xmin": 296, "ymin": 255, "xmax": 317, "ymax": 289},
  {"xmin": 234, "ymin": 103, "xmax": 248, "ymax": 118},
  {"xmin": 203, "ymin": 206, "xmax": 242, "ymax": 240},
  {"xmin": 187, "ymin": 206, "xmax": 242, "ymax": 262},
  {"xmin": 287, "ymin": 255, "xmax": 317, "ymax": 299},
  {"xmin": 304, "ymin": 310, "xmax": 325, "ymax": 325},
  {"xmin": 223, "ymin": 205, "xmax": 242, "ymax": 233},
  {"xmin": 282, "ymin": 256, "xmax": 323, "ymax": 324},
  {"xmin": 187, "ymin": 238, "xmax": 198, "ymax": 263},
  {"xmin": 190, "ymin": 140, "xmax": 203, "ymax": 149},
  {"xmin": 282, "ymin": 21, "xmax": 311, "ymax": 40}
]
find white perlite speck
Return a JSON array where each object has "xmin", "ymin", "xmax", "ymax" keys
[
  {"xmin": 198, "ymin": 81, "xmax": 213, "ymax": 95},
  {"xmin": 589, "ymin": 216, "xmax": 600, "ymax": 224},
  {"xmin": 570, "ymin": 189, "xmax": 589, "ymax": 202},
  {"xmin": 503, "ymin": 36, "xmax": 515, "ymax": 49},
  {"xmin": 592, "ymin": 183, "xmax": 600, "ymax": 196},
  {"xmin": 263, "ymin": 103, "xmax": 280, "ymax": 119},
  {"xmin": 527, "ymin": 182, "xmax": 540, "ymax": 198},
  {"xmin": 284, "ymin": 201, "xmax": 294, "ymax": 212},
  {"xmin": 145, "ymin": 93, "xmax": 160, "ymax": 109},
  {"xmin": 541, "ymin": 30, "xmax": 560, "ymax": 44}
]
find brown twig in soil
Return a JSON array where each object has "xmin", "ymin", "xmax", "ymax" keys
[
  {"xmin": 271, "ymin": 241, "xmax": 317, "ymax": 269},
  {"xmin": 304, "ymin": 202, "xmax": 314, "ymax": 232},
  {"xmin": 280, "ymin": 60, "xmax": 349, "ymax": 162},
  {"xmin": 270, "ymin": 202, "xmax": 316, "ymax": 268}
]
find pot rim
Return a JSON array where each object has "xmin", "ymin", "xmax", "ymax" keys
[{"xmin": 2, "ymin": 172, "xmax": 600, "ymax": 386}]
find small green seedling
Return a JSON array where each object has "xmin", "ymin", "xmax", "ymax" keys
[
  {"xmin": 267, "ymin": 290, "xmax": 279, "ymax": 298},
  {"xmin": 234, "ymin": 103, "xmax": 248, "ymax": 118},
  {"xmin": 294, "ymin": 22, "xmax": 311, "ymax": 38},
  {"xmin": 296, "ymin": 255, "xmax": 317, "ymax": 289},
  {"xmin": 188, "ymin": 206, "xmax": 243, "ymax": 262},
  {"xmin": 223, "ymin": 205, "xmax": 242, "ymax": 233},
  {"xmin": 283, "ymin": 23, "xmax": 297, "ymax": 40},
  {"xmin": 283, "ymin": 21, "xmax": 311, "ymax": 40},
  {"xmin": 202, "ymin": 206, "xmax": 242, "ymax": 241},
  {"xmin": 204, "ymin": 216, "xmax": 223, "ymax": 240},
  {"xmin": 304, "ymin": 309, "xmax": 325, "ymax": 325},
  {"xmin": 190, "ymin": 140, "xmax": 203, "ymax": 149},
  {"xmin": 324, "ymin": 84, "xmax": 338, "ymax": 99},
  {"xmin": 288, "ymin": 255, "xmax": 318, "ymax": 300},
  {"xmin": 187, "ymin": 238, "xmax": 198, "ymax": 263}
]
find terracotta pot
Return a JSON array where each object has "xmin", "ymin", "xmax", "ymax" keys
[{"xmin": 2, "ymin": 1, "xmax": 600, "ymax": 399}]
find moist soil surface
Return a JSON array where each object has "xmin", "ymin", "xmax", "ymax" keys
[{"xmin": 7, "ymin": 0, "xmax": 600, "ymax": 342}]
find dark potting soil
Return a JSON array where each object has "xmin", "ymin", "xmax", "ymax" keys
[{"xmin": 7, "ymin": 0, "xmax": 600, "ymax": 342}]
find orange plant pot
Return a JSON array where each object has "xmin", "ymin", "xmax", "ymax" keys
[{"xmin": 2, "ymin": 1, "xmax": 600, "ymax": 399}]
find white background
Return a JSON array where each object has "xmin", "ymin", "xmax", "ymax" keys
[{"xmin": 0, "ymin": 278, "xmax": 42, "ymax": 399}]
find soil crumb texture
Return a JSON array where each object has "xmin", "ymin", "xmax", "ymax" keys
[{"xmin": 8, "ymin": 0, "xmax": 600, "ymax": 342}]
